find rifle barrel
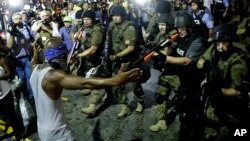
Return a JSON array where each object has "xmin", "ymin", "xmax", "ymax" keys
[{"xmin": 133, "ymin": 33, "xmax": 178, "ymax": 67}]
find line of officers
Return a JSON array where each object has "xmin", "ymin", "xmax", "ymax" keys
[{"xmin": 4, "ymin": 3, "xmax": 250, "ymax": 141}]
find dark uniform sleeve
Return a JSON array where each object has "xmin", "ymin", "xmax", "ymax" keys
[
  {"xmin": 123, "ymin": 25, "xmax": 136, "ymax": 46},
  {"xmin": 185, "ymin": 37, "xmax": 206, "ymax": 63},
  {"xmin": 90, "ymin": 26, "xmax": 104, "ymax": 47},
  {"xmin": 230, "ymin": 59, "xmax": 248, "ymax": 89}
]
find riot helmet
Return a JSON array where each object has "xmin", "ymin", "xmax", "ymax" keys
[
  {"xmin": 110, "ymin": 5, "xmax": 127, "ymax": 18},
  {"xmin": 158, "ymin": 13, "xmax": 174, "ymax": 28},
  {"xmin": 82, "ymin": 10, "xmax": 96, "ymax": 21},
  {"xmin": 75, "ymin": 10, "xmax": 84, "ymax": 19},
  {"xmin": 212, "ymin": 24, "xmax": 235, "ymax": 41},
  {"xmin": 174, "ymin": 11, "xmax": 194, "ymax": 28},
  {"xmin": 156, "ymin": 1, "xmax": 172, "ymax": 14}
]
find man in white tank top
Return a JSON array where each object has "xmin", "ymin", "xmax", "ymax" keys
[{"xmin": 30, "ymin": 37, "xmax": 141, "ymax": 141}]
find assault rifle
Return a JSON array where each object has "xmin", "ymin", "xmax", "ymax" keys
[
  {"xmin": 133, "ymin": 33, "xmax": 178, "ymax": 67},
  {"xmin": 85, "ymin": 36, "xmax": 112, "ymax": 78},
  {"xmin": 127, "ymin": 33, "xmax": 179, "ymax": 83},
  {"xmin": 66, "ymin": 26, "xmax": 85, "ymax": 72}
]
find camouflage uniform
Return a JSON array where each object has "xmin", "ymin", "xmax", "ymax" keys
[
  {"xmin": 80, "ymin": 22, "xmax": 107, "ymax": 116},
  {"xmin": 108, "ymin": 20, "xmax": 145, "ymax": 118},
  {"xmin": 79, "ymin": 22, "xmax": 105, "ymax": 75},
  {"xmin": 152, "ymin": 32, "xmax": 180, "ymax": 122},
  {"xmin": 237, "ymin": 16, "xmax": 250, "ymax": 51},
  {"xmin": 202, "ymin": 45, "xmax": 249, "ymax": 139}
]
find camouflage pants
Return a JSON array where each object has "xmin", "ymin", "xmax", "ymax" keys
[
  {"xmin": 112, "ymin": 61, "xmax": 145, "ymax": 104},
  {"xmin": 88, "ymin": 89, "xmax": 107, "ymax": 104},
  {"xmin": 203, "ymin": 103, "xmax": 220, "ymax": 139},
  {"xmin": 154, "ymin": 75, "xmax": 180, "ymax": 120},
  {"xmin": 204, "ymin": 101, "xmax": 250, "ymax": 139},
  {"xmin": 112, "ymin": 82, "xmax": 144, "ymax": 104}
]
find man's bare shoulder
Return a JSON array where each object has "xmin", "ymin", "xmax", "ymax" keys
[{"xmin": 43, "ymin": 68, "xmax": 69, "ymax": 81}]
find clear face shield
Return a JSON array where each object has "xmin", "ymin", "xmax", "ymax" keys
[{"xmin": 212, "ymin": 32, "xmax": 232, "ymax": 42}]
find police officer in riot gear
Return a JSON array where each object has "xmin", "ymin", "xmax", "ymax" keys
[
  {"xmin": 164, "ymin": 11, "xmax": 206, "ymax": 141},
  {"xmin": 197, "ymin": 24, "xmax": 250, "ymax": 140}
]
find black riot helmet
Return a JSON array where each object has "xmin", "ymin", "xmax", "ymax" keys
[
  {"xmin": 75, "ymin": 10, "xmax": 84, "ymax": 19},
  {"xmin": 174, "ymin": 11, "xmax": 194, "ymax": 28},
  {"xmin": 158, "ymin": 13, "xmax": 175, "ymax": 28},
  {"xmin": 110, "ymin": 5, "xmax": 127, "ymax": 18},
  {"xmin": 212, "ymin": 24, "xmax": 235, "ymax": 42},
  {"xmin": 156, "ymin": 1, "xmax": 172, "ymax": 14}
]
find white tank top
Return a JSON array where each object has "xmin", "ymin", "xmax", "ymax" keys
[{"xmin": 30, "ymin": 65, "xmax": 75, "ymax": 141}]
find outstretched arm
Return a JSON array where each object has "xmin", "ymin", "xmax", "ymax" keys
[{"xmin": 50, "ymin": 65, "xmax": 141, "ymax": 90}]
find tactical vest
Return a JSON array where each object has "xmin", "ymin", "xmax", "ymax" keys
[
  {"xmin": 214, "ymin": 47, "xmax": 249, "ymax": 113},
  {"xmin": 108, "ymin": 21, "xmax": 139, "ymax": 62},
  {"xmin": 219, "ymin": 50, "xmax": 244, "ymax": 84},
  {"xmin": 81, "ymin": 23, "xmax": 106, "ymax": 66},
  {"xmin": 192, "ymin": 11, "xmax": 209, "ymax": 38},
  {"xmin": 218, "ymin": 46, "xmax": 250, "ymax": 89},
  {"xmin": 175, "ymin": 34, "xmax": 205, "ymax": 86},
  {"xmin": 214, "ymin": 0, "xmax": 226, "ymax": 12}
]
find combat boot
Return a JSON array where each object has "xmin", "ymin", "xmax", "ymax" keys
[
  {"xmin": 81, "ymin": 104, "xmax": 96, "ymax": 116},
  {"xmin": 135, "ymin": 102, "xmax": 144, "ymax": 113},
  {"xmin": 117, "ymin": 104, "xmax": 131, "ymax": 119},
  {"xmin": 80, "ymin": 89, "xmax": 92, "ymax": 96},
  {"xmin": 149, "ymin": 120, "xmax": 167, "ymax": 132}
]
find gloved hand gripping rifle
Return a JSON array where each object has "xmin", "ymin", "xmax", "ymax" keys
[
  {"xmin": 85, "ymin": 36, "xmax": 113, "ymax": 78},
  {"xmin": 66, "ymin": 26, "xmax": 85, "ymax": 72},
  {"xmin": 127, "ymin": 33, "xmax": 179, "ymax": 83}
]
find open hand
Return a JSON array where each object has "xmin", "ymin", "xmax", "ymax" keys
[{"xmin": 116, "ymin": 64, "xmax": 142, "ymax": 85}]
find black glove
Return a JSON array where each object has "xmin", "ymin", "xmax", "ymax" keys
[
  {"xmin": 152, "ymin": 52, "xmax": 166, "ymax": 63},
  {"xmin": 152, "ymin": 52, "xmax": 166, "ymax": 71}
]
